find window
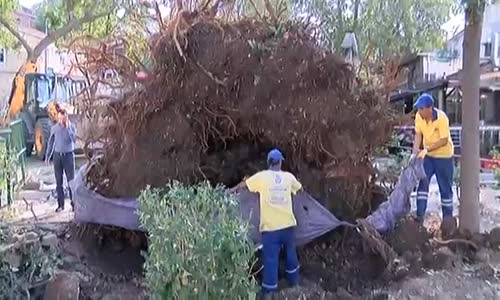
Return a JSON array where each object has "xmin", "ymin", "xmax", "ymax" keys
[
  {"xmin": 484, "ymin": 42, "xmax": 492, "ymax": 57},
  {"xmin": 0, "ymin": 48, "xmax": 5, "ymax": 64}
]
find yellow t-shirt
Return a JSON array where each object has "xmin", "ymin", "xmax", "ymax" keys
[
  {"xmin": 245, "ymin": 170, "xmax": 302, "ymax": 232},
  {"xmin": 415, "ymin": 108, "xmax": 454, "ymax": 158}
]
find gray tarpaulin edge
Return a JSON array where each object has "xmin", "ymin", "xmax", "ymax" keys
[{"xmin": 70, "ymin": 158, "xmax": 426, "ymax": 246}]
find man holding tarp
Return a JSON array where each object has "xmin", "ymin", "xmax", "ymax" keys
[
  {"xmin": 412, "ymin": 93, "xmax": 454, "ymax": 222},
  {"xmin": 232, "ymin": 148, "xmax": 302, "ymax": 296}
]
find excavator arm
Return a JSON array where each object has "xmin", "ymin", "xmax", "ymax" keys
[{"xmin": 6, "ymin": 62, "xmax": 38, "ymax": 120}]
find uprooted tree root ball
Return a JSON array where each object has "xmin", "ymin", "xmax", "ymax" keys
[{"xmin": 84, "ymin": 12, "xmax": 397, "ymax": 220}]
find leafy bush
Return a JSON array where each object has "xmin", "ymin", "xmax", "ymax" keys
[
  {"xmin": 490, "ymin": 148, "xmax": 500, "ymax": 189},
  {"xmin": 139, "ymin": 182, "xmax": 257, "ymax": 300},
  {"xmin": 373, "ymin": 151, "xmax": 411, "ymax": 194},
  {"xmin": 0, "ymin": 142, "xmax": 16, "ymax": 203},
  {"xmin": 0, "ymin": 227, "xmax": 60, "ymax": 299}
]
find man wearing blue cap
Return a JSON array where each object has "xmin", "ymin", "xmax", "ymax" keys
[
  {"xmin": 412, "ymin": 93, "xmax": 454, "ymax": 222},
  {"xmin": 232, "ymin": 148, "xmax": 302, "ymax": 296}
]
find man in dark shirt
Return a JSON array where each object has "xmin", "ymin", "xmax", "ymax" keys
[{"xmin": 45, "ymin": 109, "xmax": 77, "ymax": 212}]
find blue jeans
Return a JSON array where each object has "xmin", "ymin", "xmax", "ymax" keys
[
  {"xmin": 416, "ymin": 156, "xmax": 454, "ymax": 218},
  {"xmin": 53, "ymin": 152, "xmax": 75, "ymax": 209},
  {"xmin": 261, "ymin": 227, "xmax": 299, "ymax": 294}
]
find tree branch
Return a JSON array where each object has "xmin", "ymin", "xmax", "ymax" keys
[
  {"xmin": 31, "ymin": 10, "xmax": 111, "ymax": 61},
  {"xmin": 0, "ymin": 16, "xmax": 33, "ymax": 57}
]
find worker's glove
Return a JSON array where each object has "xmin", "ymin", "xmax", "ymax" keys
[{"xmin": 418, "ymin": 148, "xmax": 428, "ymax": 159}]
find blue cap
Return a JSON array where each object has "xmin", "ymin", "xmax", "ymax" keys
[
  {"xmin": 267, "ymin": 149, "xmax": 285, "ymax": 163},
  {"xmin": 414, "ymin": 93, "xmax": 434, "ymax": 110}
]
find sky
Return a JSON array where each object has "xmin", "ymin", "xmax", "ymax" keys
[{"xmin": 19, "ymin": 0, "xmax": 42, "ymax": 8}]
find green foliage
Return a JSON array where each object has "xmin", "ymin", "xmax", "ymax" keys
[
  {"xmin": 139, "ymin": 182, "xmax": 257, "ymax": 300},
  {"xmin": 374, "ymin": 151, "xmax": 411, "ymax": 194},
  {"xmin": 0, "ymin": 0, "xmax": 18, "ymax": 48},
  {"xmin": 1, "ymin": 0, "xmax": 137, "ymax": 58},
  {"xmin": 33, "ymin": 0, "xmax": 122, "ymax": 41},
  {"xmin": 0, "ymin": 142, "xmax": 16, "ymax": 203},
  {"xmin": 0, "ymin": 227, "xmax": 60, "ymax": 299},
  {"xmin": 242, "ymin": 0, "xmax": 290, "ymax": 20},
  {"xmin": 489, "ymin": 148, "xmax": 500, "ymax": 189},
  {"xmin": 292, "ymin": 0, "xmax": 455, "ymax": 63}
]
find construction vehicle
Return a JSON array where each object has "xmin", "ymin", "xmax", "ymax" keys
[{"xmin": 4, "ymin": 62, "xmax": 85, "ymax": 160}]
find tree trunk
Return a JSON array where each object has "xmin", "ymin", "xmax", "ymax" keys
[
  {"xmin": 459, "ymin": 2, "xmax": 484, "ymax": 233},
  {"xmin": 352, "ymin": 0, "xmax": 361, "ymax": 32}
]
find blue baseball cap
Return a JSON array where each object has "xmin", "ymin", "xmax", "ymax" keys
[
  {"xmin": 267, "ymin": 149, "xmax": 285, "ymax": 163},
  {"xmin": 414, "ymin": 93, "xmax": 434, "ymax": 110}
]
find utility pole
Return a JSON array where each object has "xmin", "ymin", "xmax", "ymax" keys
[{"xmin": 44, "ymin": 0, "xmax": 48, "ymax": 73}]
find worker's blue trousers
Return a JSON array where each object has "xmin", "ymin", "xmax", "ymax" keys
[
  {"xmin": 261, "ymin": 227, "xmax": 299, "ymax": 294},
  {"xmin": 416, "ymin": 156, "xmax": 454, "ymax": 218}
]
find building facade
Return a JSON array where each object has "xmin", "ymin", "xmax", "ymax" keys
[{"xmin": 0, "ymin": 7, "xmax": 45, "ymax": 109}]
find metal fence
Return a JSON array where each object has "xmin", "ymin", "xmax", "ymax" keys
[
  {"xmin": 394, "ymin": 125, "xmax": 500, "ymax": 157},
  {"xmin": 0, "ymin": 119, "xmax": 27, "ymax": 207},
  {"xmin": 449, "ymin": 126, "xmax": 500, "ymax": 156}
]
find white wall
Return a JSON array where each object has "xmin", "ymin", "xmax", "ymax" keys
[
  {"xmin": 0, "ymin": 25, "xmax": 46, "ymax": 108},
  {"xmin": 444, "ymin": 3, "xmax": 500, "ymax": 76}
]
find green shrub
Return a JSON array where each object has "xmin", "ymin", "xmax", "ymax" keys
[
  {"xmin": 0, "ymin": 142, "xmax": 16, "ymax": 202},
  {"xmin": 0, "ymin": 227, "xmax": 60, "ymax": 299},
  {"xmin": 139, "ymin": 182, "xmax": 258, "ymax": 300},
  {"xmin": 491, "ymin": 148, "xmax": 500, "ymax": 189}
]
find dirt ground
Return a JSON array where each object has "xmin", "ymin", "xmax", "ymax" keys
[{"xmin": 2, "ymin": 158, "xmax": 500, "ymax": 299}]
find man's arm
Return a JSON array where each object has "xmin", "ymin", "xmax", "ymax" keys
[
  {"xmin": 291, "ymin": 175, "xmax": 302, "ymax": 195},
  {"xmin": 229, "ymin": 178, "xmax": 248, "ymax": 193},
  {"xmin": 45, "ymin": 128, "xmax": 55, "ymax": 163},
  {"xmin": 413, "ymin": 132, "xmax": 422, "ymax": 154},
  {"xmin": 67, "ymin": 123, "xmax": 77, "ymax": 143},
  {"xmin": 413, "ymin": 115, "xmax": 423, "ymax": 154},
  {"xmin": 426, "ymin": 116, "xmax": 450, "ymax": 152},
  {"xmin": 229, "ymin": 173, "xmax": 261, "ymax": 194},
  {"xmin": 426, "ymin": 138, "xmax": 449, "ymax": 152}
]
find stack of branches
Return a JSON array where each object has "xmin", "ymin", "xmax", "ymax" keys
[{"xmin": 76, "ymin": 1, "xmax": 400, "ymax": 220}]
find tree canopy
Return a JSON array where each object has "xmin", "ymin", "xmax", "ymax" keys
[
  {"xmin": 0, "ymin": 0, "xmax": 133, "ymax": 61},
  {"xmin": 0, "ymin": 0, "xmax": 20, "ymax": 48},
  {"xmin": 292, "ymin": 0, "xmax": 455, "ymax": 63}
]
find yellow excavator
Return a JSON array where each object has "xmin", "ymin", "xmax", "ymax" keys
[{"xmin": 5, "ymin": 62, "xmax": 85, "ymax": 160}]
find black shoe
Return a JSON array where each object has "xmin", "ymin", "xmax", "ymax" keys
[{"xmin": 55, "ymin": 207, "xmax": 64, "ymax": 213}]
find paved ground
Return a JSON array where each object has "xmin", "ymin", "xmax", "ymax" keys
[{"xmin": 2, "ymin": 156, "xmax": 86, "ymax": 225}]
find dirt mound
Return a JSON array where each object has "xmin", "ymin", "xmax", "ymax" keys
[
  {"xmin": 298, "ymin": 218, "xmax": 474, "ymax": 294},
  {"xmin": 299, "ymin": 229, "xmax": 389, "ymax": 294},
  {"xmin": 85, "ymin": 12, "xmax": 397, "ymax": 219},
  {"xmin": 387, "ymin": 218, "xmax": 431, "ymax": 255}
]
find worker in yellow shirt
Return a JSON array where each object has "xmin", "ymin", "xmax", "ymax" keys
[
  {"xmin": 412, "ymin": 93, "xmax": 454, "ymax": 222},
  {"xmin": 233, "ymin": 149, "xmax": 302, "ymax": 295}
]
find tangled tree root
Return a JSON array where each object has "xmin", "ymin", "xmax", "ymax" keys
[{"xmin": 81, "ymin": 10, "xmax": 398, "ymax": 220}]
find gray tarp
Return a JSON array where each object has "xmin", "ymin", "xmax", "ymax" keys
[
  {"xmin": 239, "ymin": 190, "xmax": 346, "ymax": 246},
  {"xmin": 366, "ymin": 157, "xmax": 427, "ymax": 232},
  {"xmin": 70, "ymin": 158, "xmax": 426, "ymax": 245}
]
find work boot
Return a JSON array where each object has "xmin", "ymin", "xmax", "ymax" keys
[{"xmin": 260, "ymin": 293, "xmax": 274, "ymax": 300}]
